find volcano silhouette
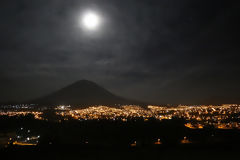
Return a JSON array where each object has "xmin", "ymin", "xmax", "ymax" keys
[{"xmin": 31, "ymin": 80, "xmax": 140, "ymax": 106}]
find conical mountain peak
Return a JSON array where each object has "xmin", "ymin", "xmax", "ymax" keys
[{"xmin": 31, "ymin": 80, "xmax": 140, "ymax": 106}]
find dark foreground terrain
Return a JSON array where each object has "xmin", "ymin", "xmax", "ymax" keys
[
  {"xmin": 1, "ymin": 144, "xmax": 239, "ymax": 160},
  {"xmin": 1, "ymin": 115, "xmax": 240, "ymax": 160}
]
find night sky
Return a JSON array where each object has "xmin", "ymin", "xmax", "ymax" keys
[{"xmin": 0, "ymin": 0, "xmax": 240, "ymax": 104}]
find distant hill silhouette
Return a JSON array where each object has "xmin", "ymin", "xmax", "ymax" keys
[{"xmin": 31, "ymin": 80, "xmax": 142, "ymax": 106}]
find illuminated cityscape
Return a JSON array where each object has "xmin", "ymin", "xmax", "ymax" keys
[{"xmin": 1, "ymin": 104, "xmax": 240, "ymax": 130}]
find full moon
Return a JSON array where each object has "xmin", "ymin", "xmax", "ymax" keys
[{"xmin": 81, "ymin": 11, "xmax": 101, "ymax": 30}]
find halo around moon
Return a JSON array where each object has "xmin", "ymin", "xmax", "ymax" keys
[{"xmin": 81, "ymin": 11, "xmax": 101, "ymax": 30}]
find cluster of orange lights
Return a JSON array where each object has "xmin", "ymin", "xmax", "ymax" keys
[
  {"xmin": 0, "ymin": 111, "xmax": 43, "ymax": 120},
  {"xmin": 1, "ymin": 104, "xmax": 240, "ymax": 130},
  {"xmin": 55, "ymin": 104, "xmax": 240, "ymax": 129}
]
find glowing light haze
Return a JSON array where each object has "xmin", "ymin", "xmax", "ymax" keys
[{"xmin": 81, "ymin": 11, "xmax": 101, "ymax": 30}]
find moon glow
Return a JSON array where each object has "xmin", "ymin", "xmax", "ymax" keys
[{"xmin": 81, "ymin": 11, "xmax": 101, "ymax": 30}]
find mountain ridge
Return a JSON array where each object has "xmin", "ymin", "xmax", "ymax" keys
[{"xmin": 30, "ymin": 80, "xmax": 143, "ymax": 106}]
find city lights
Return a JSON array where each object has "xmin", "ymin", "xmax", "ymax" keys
[{"xmin": 1, "ymin": 104, "xmax": 240, "ymax": 130}]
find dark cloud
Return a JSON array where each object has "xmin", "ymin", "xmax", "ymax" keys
[{"xmin": 0, "ymin": 0, "xmax": 240, "ymax": 104}]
